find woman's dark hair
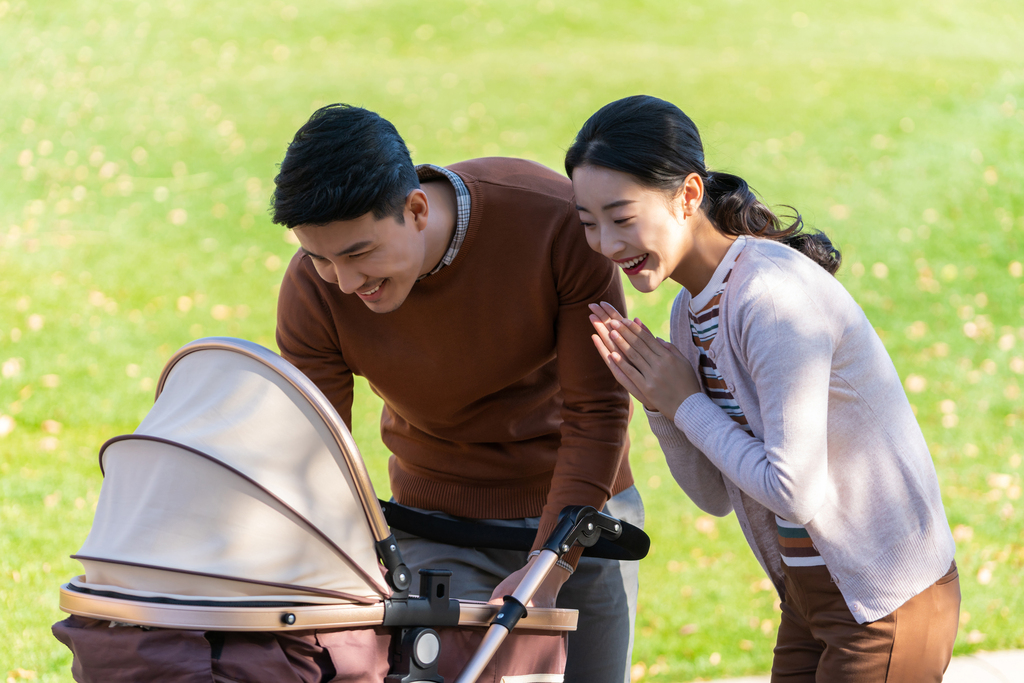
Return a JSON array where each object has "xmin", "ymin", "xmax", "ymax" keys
[
  {"xmin": 270, "ymin": 103, "xmax": 420, "ymax": 228},
  {"xmin": 564, "ymin": 95, "xmax": 841, "ymax": 274}
]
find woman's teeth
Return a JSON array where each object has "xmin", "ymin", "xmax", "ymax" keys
[{"xmin": 620, "ymin": 254, "xmax": 647, "ymax": 270}]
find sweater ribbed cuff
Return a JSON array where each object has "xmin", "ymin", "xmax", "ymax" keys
[
  {"xmin": 646, "ymin": 407, "xmax": 691, "ymax": 449},
  {"xmin": 673, "ymin": 393, "xmax": 726, "ymax": 451}
]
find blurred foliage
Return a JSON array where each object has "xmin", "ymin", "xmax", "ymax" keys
[{"xmin": 2, "ymin": 0, "xmax": 1023, "ymax": 681}]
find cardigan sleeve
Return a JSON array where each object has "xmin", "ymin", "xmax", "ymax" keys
[
  {"xmin": 647, "ymin": 408, "xmax": 733, "ymax": 516},
  {"xmin": 673, "ymin": 266, "xmax": 835, "ymax": 525}
]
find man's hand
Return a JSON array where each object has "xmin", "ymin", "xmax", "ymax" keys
[
  {"xmin": 488, "ymin": 553, "xmax": 571, "ymax": 609},
  {"xmin": 589, "ymin": 301, "xmax": 701, "ymax": 417}
]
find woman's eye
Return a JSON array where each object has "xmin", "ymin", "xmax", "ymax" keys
[{"xmin": 614, "ymin": 217, "xmax": 633, "ymax": 225}]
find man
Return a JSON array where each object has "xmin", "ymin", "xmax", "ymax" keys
[{"xmin": 272, "ymin": 103, "xmax": 641, "ymax": 682}]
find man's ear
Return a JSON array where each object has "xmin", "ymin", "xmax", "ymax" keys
[{"xmin": 406, "ymin": 188, "xmax": 429, "ymax": 232}]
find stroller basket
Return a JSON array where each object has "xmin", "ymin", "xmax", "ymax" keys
[{"xmin": 54, "ymin": 337, "xmax": 584, "ymax": 683}]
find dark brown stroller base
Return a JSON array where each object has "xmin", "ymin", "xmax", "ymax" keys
[{"xmin": 53, "ymin": 613, "xmax": 568, "ymax": 683}]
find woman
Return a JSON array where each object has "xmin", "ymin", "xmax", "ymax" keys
[{"xmin": 565, "ymin": 95, "xmax": 959, "ymax": 681}]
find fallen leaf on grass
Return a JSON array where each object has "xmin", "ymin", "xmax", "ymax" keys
[
  {"xmin": 988, "ymin": 473, "xmax": 1012, "ymax": 489},
  {"xmin": 2, "ymin": 358, "xmax": 21, "ymax": 378},
  {"xmin": 695, "ymin": 515, "xmax": 718, "ymax": 537},
  {"xmin": 904, "ymin": 375, "xmax": 927, "ymax": 393},
  {"xmin": 648, "ymin": 658, "xmax": 669, "ymax": 676}
]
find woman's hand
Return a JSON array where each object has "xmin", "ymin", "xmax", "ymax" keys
[
  {"xmin": 589, "ymin": 302, "xmax": 656, "ymax": 407},
  {"xmin": 589, "ymin": 301, "xmax": 702, "ymax": 417}
]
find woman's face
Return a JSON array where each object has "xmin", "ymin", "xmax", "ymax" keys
[{"xmin": 572, "ymin": 165, "xmax": 694, "ymax": 293}]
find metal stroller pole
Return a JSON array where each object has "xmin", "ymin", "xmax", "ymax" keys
[
  {"xmin": 453, "ymin": 504, "xmax": 645, "ymax": 683},
  {"xmin": 453, "ymin": 550, "xmax": 559, "ymax": 683}
]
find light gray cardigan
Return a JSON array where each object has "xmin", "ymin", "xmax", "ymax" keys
[{"xmin": 647, "ymin": 237, "xmax": 955, "ymax": 623}]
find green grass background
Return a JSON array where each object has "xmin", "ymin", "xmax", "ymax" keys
[{"xmin": 2, "ymin": 0, "xmax": 1023, "ymax": 680}]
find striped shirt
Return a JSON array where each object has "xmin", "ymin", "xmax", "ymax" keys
[
  {"xmin": 689, "ymin": 241, "xmax": 825, "ymax": 568},
  {"xmin": 775, "ymin": 516, "xmax": 825, "ymax": 567},
  {"xmin": 416, "ymin": 164, "xmax": 471, "ymax": 279}
]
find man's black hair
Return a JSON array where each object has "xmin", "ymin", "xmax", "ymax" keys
[{"xmin": 270, "ymin": 103, "xmax": 420, "ymax": 228}]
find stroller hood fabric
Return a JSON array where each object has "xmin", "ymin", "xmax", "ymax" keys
[{"xmin": 73, "ymin": 338, "xmax": 391, "ymax": 604}]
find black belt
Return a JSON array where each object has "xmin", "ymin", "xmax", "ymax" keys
[{"xmin": 378, "ymin": 499, "xmax": 649, "ymax": 561}]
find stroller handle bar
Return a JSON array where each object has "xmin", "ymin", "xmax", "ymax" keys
[{"xmin": 454, "ymin": 505, "xmax": 636, "ymax": 683}]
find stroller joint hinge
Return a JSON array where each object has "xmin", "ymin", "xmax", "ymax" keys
[
  {"xmin": 383, "ymin": 569, "xmax": 460, "ymax": 627},
  {"xmin": 492, "ymin": 595, "xmax": 527, "ymax": 632},
  {"xmin": 541, "ymin": 505, "xmax": 623, "ymax": 556},
  {"xmin": 377, "ymin": 534, "xmax": 413, "ymax": 593}
]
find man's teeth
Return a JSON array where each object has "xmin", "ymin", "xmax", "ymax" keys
[
  {"xmin": 620, "ymin": 254, "xmax": 647, "ymax": 270},
  {"xmin": 363, "ymin": 282, "xmax": 382, "ymax": 296}
]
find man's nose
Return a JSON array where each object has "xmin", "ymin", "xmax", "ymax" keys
[{"xmin": 335, "ymin": 265, "xmax": 365, "ymax": 294}]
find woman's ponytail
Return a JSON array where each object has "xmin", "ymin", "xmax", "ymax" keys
[
  {"xmin": 704, "ymin": 172, "xmax": 842, "ymax": 275},
  {"xmin": 566, "ymin": 95, "xmax": 842, "ymax": 275}
]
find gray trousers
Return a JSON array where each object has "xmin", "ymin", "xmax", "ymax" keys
[{"xmin": 391, "ymin": 485, "xmax": 643, "ymax": 683}]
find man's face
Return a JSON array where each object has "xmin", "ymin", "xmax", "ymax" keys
[{"xmin": 293, "ymin": 209, "xmax": 427, "ymax": 314}]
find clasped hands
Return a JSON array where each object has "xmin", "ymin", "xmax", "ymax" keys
[{"xmin": 589, "ymin": 301, "xmax": 701, "ymax": 418}]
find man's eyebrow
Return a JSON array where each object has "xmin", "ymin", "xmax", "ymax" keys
[
  {"xmin": 301, "ymin": 240, "xmax": 374, "ymax": 258},
  {"xmin": 575, "ymin": 199, "xmax": 637, "ymax": 212}
]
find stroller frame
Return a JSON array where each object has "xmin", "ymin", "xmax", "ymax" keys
[{"xmin": 55, "ymin": 337, "xmax": 643, "ymax": 683}]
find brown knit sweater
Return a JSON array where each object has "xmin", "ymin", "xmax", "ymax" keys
[{"xmin": 276, "ymin": 157, "xmax": 633, "ymax": 557}]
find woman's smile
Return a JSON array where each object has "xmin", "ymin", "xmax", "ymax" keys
[{"xmin": 615, "ymin": 254, "xmax": 649, "ymax": 275}]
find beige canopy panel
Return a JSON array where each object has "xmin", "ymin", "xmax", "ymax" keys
[{"xmin": 72, "ymin": 337, "xmax": 392, "ymax": 605}]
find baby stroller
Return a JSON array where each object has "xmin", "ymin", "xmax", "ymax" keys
[{"xmin": 53, "ymin": 337, "xmax": 647, "ymax": 682}]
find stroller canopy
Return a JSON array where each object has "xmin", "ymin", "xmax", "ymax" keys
[{"xmin": 73, "ymin": 338, "xmax": 392, "ymax": 605}]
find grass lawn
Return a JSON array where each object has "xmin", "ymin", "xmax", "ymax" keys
[{"xmin": 2, "ymin": 0, "xmax": 1023, "ymax": 680}]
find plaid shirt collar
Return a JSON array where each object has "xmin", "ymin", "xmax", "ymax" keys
[{"xmin": 416, "ymin": 164, "xmax": 471, "ymax": 279}]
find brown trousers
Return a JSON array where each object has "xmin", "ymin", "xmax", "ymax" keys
[{"xmin": 771, "ymin": 561, "xmax": 960, "ymax": 682}]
